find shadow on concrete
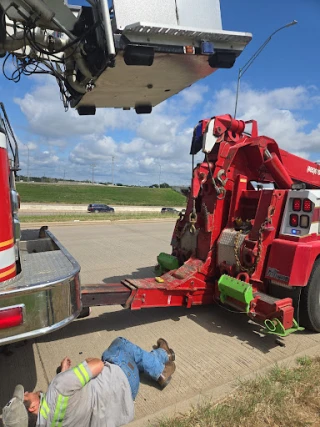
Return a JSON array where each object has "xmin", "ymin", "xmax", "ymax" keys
[
  {"xmin": 80, "ymin": 266, "xmax": 304, "ymax": 354},
  {"xmin": 0, "ymin": 340, "xmax": 37, "ymax": 417},
  {"xmin": 36, "ymin": 302, "xmax": 292, "ymax": 354},
  {"xmin": 187, "ymin": 305, "xmax": 281, "ymax": 351},
  {"xmin": 101, "ymin": 266, "xmax": 156, "ymax": 284}
]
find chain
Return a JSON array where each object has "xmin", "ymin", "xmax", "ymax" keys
[
  {"xmin": 189, "ymin": 152, "xmax": 197, "ymax": 233},
  {"xmin": 202, "ymin": 202, "xmax": 209, "ymax": 222},
  {"xmin": 234, "ymin": 219, "xmax": 268, "ymax": 275},
  {"xmin": 205, "ymin": 153, "xmax": 226, "ymax": 199},
  {"xmin": 189, "ymin": 208, "xmax": 197, "ymax": 234}
]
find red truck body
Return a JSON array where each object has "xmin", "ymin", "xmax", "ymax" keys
[{"xmin": 81, "ymin": 114, "xmax": 320, "ymax": 338}]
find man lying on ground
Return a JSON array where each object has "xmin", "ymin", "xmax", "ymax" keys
[{"xmin": 2, "ymin": 336, "xmax": 176, "ymax": 427}]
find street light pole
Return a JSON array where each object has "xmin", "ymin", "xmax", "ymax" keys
[
  {"xmin": 90, "ymin": 163, "xmax": 96, "ymax": 184},
  {"xmin": 234, "ymin": 20, "xmax": 297, "ymax": 118},
  {"xmin": 111, "ymin": 156, "xmax": 115, "ymax": 186},
  {"xmin": 158, "ymin": 163, "xmax": 161, "ymax": 189},
  {"xmin": 27, "ymin": 145, "xmax": 30, "ymax": 182}
]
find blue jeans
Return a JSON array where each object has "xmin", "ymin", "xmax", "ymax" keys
[{"xmin": 101, "ymin": 337, "xmax": 168, "ymax": 400}]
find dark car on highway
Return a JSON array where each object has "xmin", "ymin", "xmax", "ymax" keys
[
  {"xmin": 161, "ymin": 207, "xmax": 179, "ymax": 214},
  {"xmin": 87, "ymin": 204, "xmax": 115, "ymax": 213}
]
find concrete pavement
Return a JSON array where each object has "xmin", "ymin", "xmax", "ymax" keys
[{"xmin": 1, "ymin": 221, "xmax": 320, "ymax": 426}]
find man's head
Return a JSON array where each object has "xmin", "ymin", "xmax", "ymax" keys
[
  {"xmin": 23, "ymin": 391, "xmax": 41, "ymax": 415},
  {"xmin": 2, "ymin": 385, "xmax": 40, "ymax": 427}
]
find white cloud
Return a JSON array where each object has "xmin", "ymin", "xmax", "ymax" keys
[
  {"xmin": 205, "ymin": 85, "xmax": 320, "ymax": 157},
  {"xmin": 69, "ymin": 136, "xmax": 117, "ymax": 165},
  {"xmin": 15, "ymin": 79, "xmax": 320, "ymax": 185},
  {"xmin": 171, "ymin": 84, "xmax": 209, "ymax": 111},
  {"xmin": 26, "ymin": 142, "xmax": 37, "ymax": 150},
  {"xmin": 18, "ymin": 141, "xmax": 37, "ymax": 152},
  {"xmin": 14, "ymin": 78, "xmax": 137, "ymax": 139}
]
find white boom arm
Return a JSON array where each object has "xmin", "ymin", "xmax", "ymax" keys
[{"xmin": 0, "ymin": 0, "xmax": 252, "ymax": 115}]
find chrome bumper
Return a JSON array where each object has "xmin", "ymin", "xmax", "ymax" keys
[{"xmin": 0, "ymin": 229, "xmax": 81, "ymax": 346}]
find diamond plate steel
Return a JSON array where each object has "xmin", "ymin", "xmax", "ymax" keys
[
  {"xmin": 21, "ymin": 251, "xmax": 76, "ymax": 284},
  {"xmin": 254, "ymin": 291, "xmax": 280, "ymax": 305},
  {"xmin": 123, "ymin": 24, "xmax": 252, "ymax": 44},
  {"xmin": 2, "ymin": 249, "xmax": 78, "ymax": 292},
  {"xmin": 217, "ymin": 228, "xmax": 245, "ymax": 266}
]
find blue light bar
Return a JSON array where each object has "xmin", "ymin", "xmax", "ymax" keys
[
  {"xmin": 201, "ymin": 41, "xmax": 215, "ymax": 55},
  {"xmin": 196, "ymin": 122, "xmax": 203, "ymax": 138},
  {"xmin": 291, "ymin": 229, "xmax": 301, "ymax": 235}
]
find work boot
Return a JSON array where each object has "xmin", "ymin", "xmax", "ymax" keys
[
  {"xmin": 158, "ymin": 361, "xmax": 176, "ymax": 388},
  {"xmin": 154, "ymin": 338, "xmax": 175, "ymax": 362}
]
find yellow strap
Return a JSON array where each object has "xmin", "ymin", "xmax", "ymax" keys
[
  {"xmin": 40, "ymin": 407, "xmax": 48, "ymax": 420},
  {"xmin": 78, "ymin": 363, "xmax": 90, "ymax": 384},
  {"xmin": 40, "ymin": 397, "xmax": 50, "ymax": 419},
  {"xmin": 42, "ymin": 398, "xmax": 50, "ymax": 414},
  {"xmin": 56, "ymin": 396, "xmax": 69, "ymax": 427},
  {"xmin": 73, "ymin": 366, "xmax": 85, "ymax": 386},
  {"xmin": 51, "ymin": 394, "xmax": 69, "ymax": 426}
]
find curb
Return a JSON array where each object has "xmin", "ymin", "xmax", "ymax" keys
[{"xmin": 128, "ymin": 341, "xmax": 320, "ymax": 427}]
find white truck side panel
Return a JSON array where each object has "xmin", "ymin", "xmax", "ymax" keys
[
  {"xmin": 113, "ymin": 0, "xmax": 222, "ymax": 31},
  {"xmin": 176, "ymin": 0, "xmax": 222, "ymax": 30}
]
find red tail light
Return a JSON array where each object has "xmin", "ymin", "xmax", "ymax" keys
[
  {"xmin": 290, "ymin": 214, "xmax": 299, "ymax": 227},
  {"xmin": 303, "ymin": 199, "xmax": 312, "ymax": 212},
  {"xmin": 292, "ymin": 198, "xmax": 301, "ymax": 211},
  {"xmin": 0, "ymin": 305, "xmax": 24, "ymax": 329}
]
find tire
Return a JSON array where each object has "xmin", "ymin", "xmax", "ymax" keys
[{"xmin": 300, "ymin": 258, "xmax": 320, "ymax": 332}]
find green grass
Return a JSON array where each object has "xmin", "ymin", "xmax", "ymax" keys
[
  {"xmin": 156, "ymin": 356, "xmax": 320, "ymax": 427},
  {"xmin": 19, "ymin": 212, "xmax": 179, "ymax": 223},
  {"xmin": 16, "ymin": 183, "xmax": 186, "ymax": 206}
]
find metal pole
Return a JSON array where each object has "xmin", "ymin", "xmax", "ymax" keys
[
  {"xmin": 91, "ymin": 163, "xmax": 96, "ymax": 184},
  {"xmin": 27, "ymin": 146, "xmax": 30, "ymax": 182},
  {"xmin": 112, "ymin": 156, "xmax": 114, "ymax": 186},
  {"xmin": 233, "ymin": 68, "xmax": 241, "ymax": 119},
  {"xmin": 159, "ymin": 163, "xmax": 161, "ymax": 189},
  {"xmin": 99, "ymin": 0, "xmax": 116, "ymax": 57},
  {"xmin": 234, "ymin": 20, "xmax": 297, "ymax": 118}
]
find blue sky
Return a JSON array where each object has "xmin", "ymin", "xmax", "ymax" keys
[{"xmin": 1, "ymin": 0, "xmax": 320, "ymax": 185}]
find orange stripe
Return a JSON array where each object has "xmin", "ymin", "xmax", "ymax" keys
[
  {"xmin": 0, "ymin": 265, "xmax": 16, "ymax": 279},
  {"xmin": 0, "ymin": 238, "xmax": 14, "ymax": 249}
]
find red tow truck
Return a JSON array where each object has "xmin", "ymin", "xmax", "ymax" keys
[
  {"xmin": 1, "ymin": 0, "xmax": 320, "ymax": 344},
  {"xmin": 81, "ymin": 114, "xmax": 320, "ymax": 337},
  {"xmin": 0, "ymin": 0, "xmax": 252, "ymax": 346},
  {"xmin": 1, "ymin": 112, "xmax": 320, "ymax": 345}
]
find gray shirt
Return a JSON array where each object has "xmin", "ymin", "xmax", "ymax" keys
[{"xmin": 37, "ymin": 361, "xmax": 134, "ymax": 427}]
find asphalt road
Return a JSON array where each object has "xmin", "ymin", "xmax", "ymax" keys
[
  {"xmin": 19, "ymin": 203, "xmax": 185, "ymax": 214},
  {"xmin": 2, "ymin": 221, "xmax": 320, "ymax": 426}
]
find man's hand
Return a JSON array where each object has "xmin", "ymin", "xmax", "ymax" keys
[{"xmin": 60, "ymin": 357, "xmax": 72, "ymax": 373}]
